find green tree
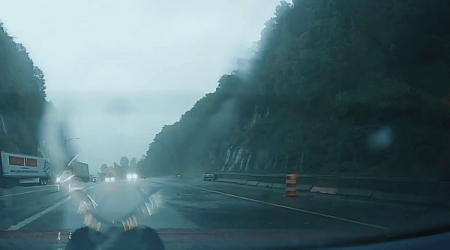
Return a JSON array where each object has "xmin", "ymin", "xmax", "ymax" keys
[
  {"xmin": 100, "ymin": 164, "xmax": 108, "ymax": 173},
  {"xmin": 120, "ymin": 157, "xmax": 129, "ymax": 169},
  {"xmin": 130, "ymin": 157, "xmax": 137, "ymax": 170},
  {"xmin": 0, "ymin": 23, "xmax": 47, "ymax": 155}
]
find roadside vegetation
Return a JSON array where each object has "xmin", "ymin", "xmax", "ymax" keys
[{"xmin": 0, "ymin": 23, "xmax": 47, "ymax": 155}]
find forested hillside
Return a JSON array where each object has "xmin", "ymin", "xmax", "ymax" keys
[
  {"xmin": 0, "ymin": 23, "xmax": 47, "ymax": 155},
  {"xmin": 138, "ymin": 0, "xmax": 450, "ymax": 180}
]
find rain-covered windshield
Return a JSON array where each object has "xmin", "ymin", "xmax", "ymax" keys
[{"xmin": 1, "ymin": 0, "xmax": 450, "ymax": 249}]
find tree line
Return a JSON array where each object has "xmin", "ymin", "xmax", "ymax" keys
[
  {"xmin": 100, "ymin": 156, "xmax": 138, "ymax": 177},
  {"xmin": 0, "ymin": 22, "xmax": 47, "ymax": 156}
]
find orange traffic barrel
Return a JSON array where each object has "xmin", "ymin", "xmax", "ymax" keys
[{"xmin": 285, "ymin": 173, "xmax": 299, "ymax": 197}]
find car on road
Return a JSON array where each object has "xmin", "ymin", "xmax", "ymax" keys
[
  {"xmin": 126, "ymin": 173, "xmax": 138, "ymax": 183},
  {"xmin": 104, "ymin": 171, "xmax": 116, "ymax": 183},
  {"xmin": 203, "ymin": 173, "xmax": 215, "ymax": 181}
]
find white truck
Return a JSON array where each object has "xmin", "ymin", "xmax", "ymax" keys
[
  {"xmin": 71, "ymin": 161, "xmax": 90, "ymax": 182},
  {"xmin": 97, "ymin": 172, "xmax": 106, "ymax": 182},
  {"xmin": 0, "ymin": 151, "xmax": 51, "ymax": 187}
]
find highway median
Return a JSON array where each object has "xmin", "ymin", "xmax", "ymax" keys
[{"xmin": 212, "ymin": 173, "xmax": 450, "ymax": 207}]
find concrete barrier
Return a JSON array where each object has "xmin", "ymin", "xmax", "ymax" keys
[
  {"xmin": 236, "ymin": 180, "xmax": 247, "ymax": 185},
  {"xmin": 310, "ymin": 178, "xmax": 338, "ymax": 195},
  {"xmin": 297, "ymin": 184, "xmax": 312, "ymax": 191},
  {"xmin": 257, "ymin": 182, "xmax": 272, "ymax": 188},
  {"xmin": 246, "ymin": 181, "xmax": 259, "ymax": 186},
  {"xmin": 215, "ymin": 178, "xmax": 230, "ymax": 182},
  {"xmin": 271, "ymin": 183, "xmax": 285, "ymax": 189},
  {"xmin": 212, "ymin": 173, "xmax": 450, "ymax": 207},
  {"xmin": 214, "ymin": 173, "xmax": 285, "ymax": 184},
  {"xmin": 216, "ymin": 178, "xmax": 246, "ymax": 185},
  {"xmin": 310, "ymin": 186, "xmax": 338, "ymax": 195},
  {"xmin": 297, "ymin": 177, "xmax": 315, "ymax": 190}
]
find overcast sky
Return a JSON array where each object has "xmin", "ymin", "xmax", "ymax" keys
[{"xmin": 0, "ymin": 0, "xmax": 288, "ymax": 173}]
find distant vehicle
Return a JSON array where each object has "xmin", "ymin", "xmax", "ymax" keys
[
  {"xmin": 97, "ymin": 172, "xmax": 106, "ymax": 182},
  {"xmin": 92, "ymin": 177, "xmax": 97, "ymax": 182},
  {"xmin": 176, "ymin": 174, "xmax": 181, "ymax": 177},
  {"xmin": 126, "ymin": 173, "xmax": 138, "ymax": 183},
  {"xmin": 104, "ymin": 171, "xmax": 115, "ymax": 183},
  {"xmin": 203, "ymin": 173, "xmax": 215, "ymax": 181},
  {"xmin": 70, "ymin": 161, "xmax": 90, "ymax": 182},
  {"xmin": 0, "ymin": 151, "xmax": 51, "ymax": 187}
]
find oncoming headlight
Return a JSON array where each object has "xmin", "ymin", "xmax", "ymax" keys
[
  {"xmin": 127, "ymin": 174, "xmax": 132, "ymax": 180},
  {"xmin": 132, "ymin": 174, "xmax": 137, "ymax": 179},
  {"xmin": 105, "ymin": 177, "xmax": 110, "ymax": 182},
  {"xmin": 56, "ymin": 177, "xmax": 60, "ymax": 183},
  {"xmin": 110, "ymin": 177, "xmax": 115, "ymax": 182}
]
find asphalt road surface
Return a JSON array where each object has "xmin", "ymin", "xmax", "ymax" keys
[{"xmin": 0, "ymin": 177, "xmax": 448, "ymax": 249}]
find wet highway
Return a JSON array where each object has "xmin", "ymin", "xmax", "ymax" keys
[{"xmin": 0, "ymin": 177, "xmax": 447, "ymax": 249}]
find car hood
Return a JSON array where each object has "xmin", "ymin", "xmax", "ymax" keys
[{"xmin": 0, "ymin": 228, "xmax": 382, "ymax": 250}]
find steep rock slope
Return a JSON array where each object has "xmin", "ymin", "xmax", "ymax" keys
[{"xmin": 139, "ymin": 0, "xmax": 450, "ymax": 179}]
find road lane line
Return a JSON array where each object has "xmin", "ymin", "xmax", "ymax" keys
[
  {"xmin": 22, "ymin": 184, "xmax": 58, "ymax": 189},
  {"xmin": 84, "ymin": 184, "xmax": 98, "ymax": 191},
  {"xmin": 189, "ymin": 185, "xmax": 389, "ymax": 231},
  {"xmin": 6, "ymin": 184, "xmax": 98, "ymax": 230},
  {"xmin": 0, "ymin": 188, "xmax": 56, "ymax": 198},
  {"xmin": 7, "ymin": 196, "xmax": 71, "ymax": 230}
]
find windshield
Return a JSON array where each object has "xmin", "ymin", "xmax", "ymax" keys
[{"xmin": 1, "ymin": 0, "xmax": 450, "ymax": 249}]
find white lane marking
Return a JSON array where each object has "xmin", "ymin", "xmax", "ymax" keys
[
  {"xmin": 189, "ymin": 186, "xmax": 389, "ymax": 231},
  {"xmin": 6, "ymin": 184, "xmax": 98, "ymax": 230},
  {"xmin": 0, "ymin": 188, "xmax": 56, "ymax": 198},
  {"xmin": 84, "ymin": 184, "xmax": 98, "ymax": 191},
  {"xmin": 7, "ymin": 196, "xmax": 71, "ymax": 231},
  {"xmin": 22, "ymin": 184, "xmax": 58, "ymax": 189}
]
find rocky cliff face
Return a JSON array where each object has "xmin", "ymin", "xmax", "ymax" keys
[{"xmin": 140, "ymin": 0, "xmax": 450, "ymax": 180}]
